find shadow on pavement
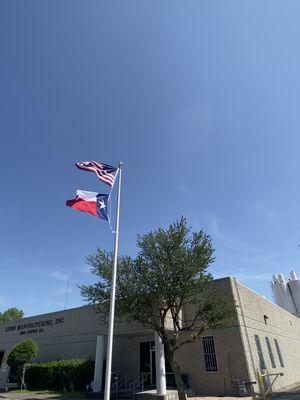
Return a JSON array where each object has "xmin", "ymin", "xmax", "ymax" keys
[{"xmin": 271, "ymin": 389, "xmax": 300, "ymax": 400}]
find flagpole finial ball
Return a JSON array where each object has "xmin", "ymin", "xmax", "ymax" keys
[{"xmin": 119, "ymin": 161, "xmax": 123, "ymax": 168}]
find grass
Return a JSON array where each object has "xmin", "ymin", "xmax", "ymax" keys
[{"xmin": 6, "ymin": 390, "xmax": 86, "ymax": 398}]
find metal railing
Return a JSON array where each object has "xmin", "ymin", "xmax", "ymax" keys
[
  {"xmin": 111, "ymin": 371, "xmax": 128, "ymax": 392},
  {"xmin": 129, "ymin": 373, "xmax": 148, "ymax": 393},
  {"xmin": 110, "ymin": 371, "xmax": 149, "ymax": 395}
]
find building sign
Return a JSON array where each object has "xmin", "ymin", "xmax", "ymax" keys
[{"xmin": 5, "ymin": 317, "xmax": 65, "ymax": 336}]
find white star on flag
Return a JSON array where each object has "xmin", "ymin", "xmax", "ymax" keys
[{"xmin": 99, "ymin": 200, "xmax": 106, "ymax": 209}]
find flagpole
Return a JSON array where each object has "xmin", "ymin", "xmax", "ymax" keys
[{"xmin": 104, "ymin": 161, "xmax": 122, "ymax": 400}]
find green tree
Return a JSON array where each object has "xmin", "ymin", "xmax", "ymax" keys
[
  {"xmin": 0, "ymin": 308, "xmax": 24, "ymax": 323},
  {"xmin": 80, "ymin": 218, "xmax": 233, "ymax": 400},
  {"xmin": 7, "ymin": 339, "xmax": 38, "ymax": 387}
]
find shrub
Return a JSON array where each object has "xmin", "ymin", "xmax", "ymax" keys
[
  {"xmin": 25, "ymin": 359, "xmax": 94, "ymax": 391},
  {"xmin": 7, "ymin": 339, "xmax": 38, "ymax": 379}
]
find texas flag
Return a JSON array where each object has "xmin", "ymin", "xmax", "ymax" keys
[{"xmin": 66, "ymin": 190, "xmax": 109, "ymax": 221}]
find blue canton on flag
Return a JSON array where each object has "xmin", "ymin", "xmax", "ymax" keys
[
  {"xmin": 75, "ymin": 160, "xmax": 117, "ymax": 187},
  {"xmin": 96, "ymin": 194, "xmax": 109, "ymax": 221}
]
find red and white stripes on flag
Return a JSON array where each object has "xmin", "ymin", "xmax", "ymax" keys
[{"xmin": 75, "ymin": 161, "xmax": 118, "ymax": 187}]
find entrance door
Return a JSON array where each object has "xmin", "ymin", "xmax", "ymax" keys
[
  {"xmin": 139, "ymin": 341, "xmax": 175, "ymax": 387},
  {"xmin": 150, "ymin": 342, "xmax": 156, "ymax": 385},
  {"xmin": 139, "ymin": 341, "xmax": 156, "ymax": 386},
  {"xmin": 0, "ymin": 352, "xmax": 4, "ymax": 367}
]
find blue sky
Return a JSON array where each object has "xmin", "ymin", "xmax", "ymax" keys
[{"xmin": 1, "ymin": 1, "xmax": 300, "ymax": 316}]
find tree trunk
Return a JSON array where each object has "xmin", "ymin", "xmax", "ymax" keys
[{"xmin": 165, "ymin": 348, "xmax": 186, "ymax": 400}]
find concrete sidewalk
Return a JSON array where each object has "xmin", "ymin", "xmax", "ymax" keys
[
  {"xmin": 271, "ymin": 390, "xmax": 300, "ymax": 399},
  {"xmin": 0, "ymin": 395, "xmax": 64, "ymax": 400},
  {"xmin": 0, "ymin": 394, "xmax": 253, "ymax": 400},
  {"xmin": 1, "ymin": 397, "xmax": 252, "ymax": 400},
  {"xmin": 0, "ymin": 392, "xmax": 85, "ymax": 400},
  {"xmin": 189, "ymin": 397, "xmax": 252, "ymax": 400},
  {"xmin": 268, "ymin": 382, "xmax": 300, "ymax": 399}
]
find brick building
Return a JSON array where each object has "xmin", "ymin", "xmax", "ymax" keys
[{"xmin": 0, "ymin": 277, "xmax": 299, "ymax": 396}]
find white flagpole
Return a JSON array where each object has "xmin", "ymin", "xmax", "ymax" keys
[{"xmin": 104, "ymin": 161, "xmax": 122, "ymax": 400}]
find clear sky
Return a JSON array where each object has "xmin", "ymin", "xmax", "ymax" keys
[{"xmin": 1, "ymin": 1, "xmax": 300, "ymax": 316}]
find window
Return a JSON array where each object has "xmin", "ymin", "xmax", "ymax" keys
[
  {"xmin": 254, "ymin": 335, "xmax": 266, "ymax": 371},
  {"xmin": 202, "ymin": 336, "xmax": 218, "ymax": 372},
  {"xmin": 274, "ymin": 339, "xmax": 284, "ymax": 368},
  {"xmin": 265, "ymin": 337, "xmax": 276, "ymax": 368},
  {"xmin": 264, "ymin": 315, "xmax": 269, "ymax": 325}
]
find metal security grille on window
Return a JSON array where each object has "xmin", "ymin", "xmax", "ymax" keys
[
  {"xmin": 274, "ymin": 339, "xmax": 284, "ymax": 368},
  {"xmin": 265, "ymin": 337, "xmax": 276, "ymax": 368},
  {"xmin": 202, "ymin": 336, "xmax": 218, "ymax": 372},
  {"xmin": 254, "ymin": 335, "xmax": 266, "ymax": 371}
]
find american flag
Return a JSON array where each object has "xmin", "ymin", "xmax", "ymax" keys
[{"xmin": 75, "ymin": 160, "xmax": 118, "ymax": 187}]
